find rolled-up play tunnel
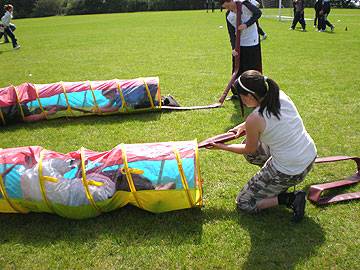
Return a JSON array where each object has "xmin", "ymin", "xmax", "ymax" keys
[
  {"xmin": 0, "ymin": 140, "xmax": 203, "ymax": 219},
  {"xmin": 0, "ymin": 77, "xmax": 161, "ymax": 125}
]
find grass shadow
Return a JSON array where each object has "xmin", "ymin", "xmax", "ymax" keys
[
  {"xmin": 1, "ymin": 110, "xmax": 163, "ymax": 133},
  {"xmin": 0, "ymin": 48, "xmax": 13, "ymax": 54},
  {"xmin": 0, "ymin": 205, "xmax": 203, "ymax": 247},
  {"xmin": 203, "ymin": 206, "xmax": 325, "ymax": 270}
]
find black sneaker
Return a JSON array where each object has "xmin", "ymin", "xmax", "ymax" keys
[
  {"xmin": 290, "ymin": 191, "xmax": 306, "ymax": 223},
  {"xmin": 162, "ymin": 95, "xmax": 180, "ymax": 107},
  {"xmin": 226, "ymin": 94, "xmax": 239, "ymax": 101}
]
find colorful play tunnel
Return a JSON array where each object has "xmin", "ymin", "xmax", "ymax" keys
[
  {"xmin": 0, "ymin": 140, "xmax": 203, "ymax": 219},
  {"xmin": 0, "ymin": 77, "xmax": 161, "ymax": 125}
]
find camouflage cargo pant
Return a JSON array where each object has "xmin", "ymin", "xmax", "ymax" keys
[{"xmin": 236, "ymin": 141, "xmax": 314, "ymax": 213}]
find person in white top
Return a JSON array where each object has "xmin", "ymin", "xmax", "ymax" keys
[
  {"xmin": 221, "ymin": 0, "xmax": 262, "ymax": 98},
  {"xmin": 207, "ymin": 70, "xmax": 317, "ymax": 222},
  {"xmin": 0, "ymin": 4, "xmax": 20, "ymax": 49}
]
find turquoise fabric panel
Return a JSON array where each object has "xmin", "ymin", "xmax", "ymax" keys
[{"xmin": 0, "ymin": 164, "xmax": 24, "ymax": 199}]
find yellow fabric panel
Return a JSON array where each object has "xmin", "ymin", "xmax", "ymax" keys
[
  {"xmin": 0, "ymin": 200, "xmax": 20, "ymax": 213},
  {"xmin": 131, "ymin": 189, "xmax": 201, "ymax": 213},
  {"xmin": 80, "ymin": 147, "xmax": 102, "ymax": 214}
]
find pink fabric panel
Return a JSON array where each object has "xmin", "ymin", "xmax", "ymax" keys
[
  {"xmin": 16, "ymin": 83, "xmax": 38, "ymax": 103},
  {"xmin": 0, "ymin": 77, "xmax": 159, "ymax": 107},
  {"xmin": 35, "ymin": 83, "xmax": 65, "ymax": 98},
  {"xmin": 0, "ymin": 146, "xmax": 43, "ymax": 166},
  {"xmin": 0, "ymin": 86, "xmax": 17, "ymax": 106},
  {"xmin": 90, "ymin": 80, "xmax": 118, "ymax": 91},
  {"xmin": 120, "ymin": 77, "xmax": 159, "ymax": 90}
]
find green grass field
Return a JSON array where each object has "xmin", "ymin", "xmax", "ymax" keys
[{"xmin": 0, "ymin": 8, "xmax": 360, "ymax": 269}]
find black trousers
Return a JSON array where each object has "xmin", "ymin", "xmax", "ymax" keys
[
  {"xmin": 318, "ymin": 13, "xmax": 333, "ymax": 30},
  {"xmin": 291, "ymin": 12, "xmax": 306, "ymax": 30},
  {"xmin": 231, "ymin": 43, "xmax": 263, "ymax": 95},
  {"xmin": 314, "ymin": 12, "xmax": 319, "ymax": 26},
  {"xmin": 0, "ymin": 26, "xmax": 17, "ymax": 47},
  {"xmin": 0, "ymin": 24, "xmax": 16, "ymax": 42}
]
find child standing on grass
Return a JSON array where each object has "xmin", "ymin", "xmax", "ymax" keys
[
  {"xmin": 207, "ymin": 70, "xmax": 317, "ymax": 222},
  {"xmin": 221, "ymin": 0, "xmax": 263, "ymax": 99},
  {"xmin": 0, "ymin": 4, "xmax": 20, "ymax": 49}
]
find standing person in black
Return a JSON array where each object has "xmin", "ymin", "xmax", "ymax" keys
[
  {"xmin": 290, "ymin": 0, "xmax": 306, "ymax": 31},
  {"xmin": 313, "ymin": 0, "xmax": 321, "ymax": 28},
  {"xmin": 318, "ymin": 0, "xmax": 334, "ymax": 32},
  {"xmin": 221, "ymin": 0, "xmax": 262, "ymax": 98}
]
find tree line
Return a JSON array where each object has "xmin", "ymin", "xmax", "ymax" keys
[
  {"xmin": 0, "ymin": 0, "xmax": 357, "ymax": 19},
  {"xmin": 0, "ymin": 0, "xmax": 210, "ymax": 18}
]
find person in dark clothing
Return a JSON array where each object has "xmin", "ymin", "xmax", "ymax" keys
[
  {"xmin": 256, "ymin": 22, "xmax": 267, "ymax": 40},
  {"xmin": 318, "ymin": 0, "xmax": 334, "ymax": 32},
  {"xmin": 313, "ymin": 0, "xmax": 321, "ymax": 28},
  {"xmin": 0, "ymin": 23, "xmax": 15, "ymax": 43},
  {"xmin": 290, "ymin": 0, "xmax": 306, "ymax": 31},
  {"xmin": 221, "ymin": 0, "xmax": 263, "ymax": 98},
  {"xmin": 254, "ymin": 1, "xmax": 267, "ymax": 40},
  {"xmin": 0, "ymin": 4, "xmax": 20, "ymax": 49}
]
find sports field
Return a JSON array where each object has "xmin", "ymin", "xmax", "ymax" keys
[{"xmin": 0, "ymin": 8, "xmax": 359, "ymax": 269}]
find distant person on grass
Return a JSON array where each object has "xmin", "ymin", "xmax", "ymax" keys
[
  {"xmin": 290, "ymin": 0, "xmax": 306, "ymax": 31},
  {"xmin": 313, "ymin": 0, "xmax": 321, "ymax": 28},
  {"xmin": 207, "ymin": 70, "xmax": 317, "ymax": 222},
  {"xmin": 221, "ymin": 0, "xmax": 263, "ymax": 99},
  {"xmin": 0, "ymin": 22, "xmax": 15, "ymax": 44},
  {"xmin": 318, "ymin": 0, "xmax": 334, "ymax": 32},
  {"xmin": 0, "ymin": 4, "xmax": 20, "ymax": 49},
  {"xmin": 254, "ymin": 0, "xmax": 267, "ymax": 40}
]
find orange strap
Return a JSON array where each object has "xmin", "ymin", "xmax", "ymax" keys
[
  {"xmin": 13, "ymin": 85, "xmax": 25, "ymax": 121},
  {"xmin": 116, "ymin": 81, "xmax": 128, "ymax": 112},
  {"xmin": 80, "ymin": 148, "xmax": 102, "ymax": 213},
  {"xmin": 143, "ymin": 79, "xmax": 155, "ymax": 109},
  {"xmin": 0, "ymin": 108, "xmax": 5, "ymax": 125},
  {"xmin": 121, "ymin": 144, "xmax": 143, "ymax": 209},
  {"xmin": 173, "ymin": 147, "xmax": 194, "ymax": 208},
  {"xmin": 194, "ymin": 140, "xmax": 203, "ymax": 206},
  {"xmin": 34, "ymin": 85, "xmax": 48, "ymax": 120},
  {"xmin": 60, "ymin": 82, "xmax": 74, "ymax": 116},
  {"xmin": 88, "ymin": 81, "xmax": 101, "ymax": 114}
]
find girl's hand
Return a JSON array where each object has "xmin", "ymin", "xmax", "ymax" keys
[
  {"xmin": 238, "ymin": 24, "xmax": 247, "ymax": 31},
  {"xmin": 232, "ymin": 50, "xmax": 238, "ymax": 57},
  {"xmin": 228, "ymin": 125, "xmax": 245, "ymax": 137},
  {"xmin": 206, "ymin": 142, "xmax": 226, "ymax": 150}
]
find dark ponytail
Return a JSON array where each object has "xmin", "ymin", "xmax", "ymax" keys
[
  {"xmin": 233, "ymin": 70, "xmax": 281, "ymax": 119},
  {"xmin": 258, "ymin": 77, "xmax": 281, "ymax": 120}
]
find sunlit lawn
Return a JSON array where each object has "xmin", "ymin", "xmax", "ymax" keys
[{"xmin": 0, "ymin": 8, "xmax": 359, "ymax": 269}]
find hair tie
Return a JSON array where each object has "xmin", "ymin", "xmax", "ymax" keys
[
  {"xmin": 263, "ymin": 76, "xmax": 269, "ymax": 92},
  {"xmin": 237, "ymin": 76, "xmax": 256, "ymax": 95}
]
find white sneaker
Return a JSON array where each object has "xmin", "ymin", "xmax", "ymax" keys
[
  {"xmin": 14, "ymin": 45, "xmax": 20, "ymax": 50},
  {"xmin": 261, "ymin": 33, "xmax": 267, "ymax": 40}
]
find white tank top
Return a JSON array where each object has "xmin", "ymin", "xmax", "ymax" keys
[
  {"xmin": 252, "ymin": 91, "xmax": 317, "ymax": 175},
  {"xmin": 226, "ymin": 0, "xmax": 259, "ymax": 47}
]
